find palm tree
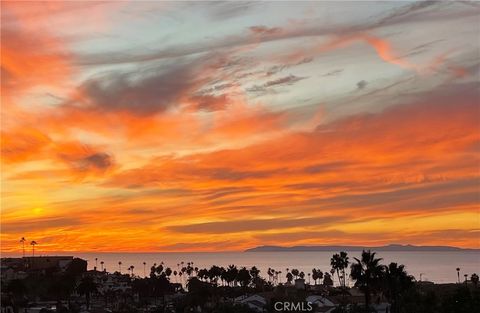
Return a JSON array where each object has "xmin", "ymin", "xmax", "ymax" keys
[
  {"xmin": 456, "ymin": 267, "xmax": 461, "ymax": 283},
  {"xmin": 312, "ymin": 268, "xmax": 323, "ymax": 285},
  {"xmin": 131, "ymin": 265, "xmax": 135, "ymax": 276},
  {"xmin": 165, "ymin": 267, "xmax": 172, "ymax": 279},
  {"xmin": 350, "ymin": 250, "xmax": 385, "ymax": 310},
  {"xmin": 100, "ymin": 261, "xmax": 104, "ymax": 272},
  {"xmin": 95, "ymin": 257, "xmax": 98, "ymax": 270},
  {"xmin": 291, "ymin": 269, "xmax": 299, "ymax": 280},
  {"xmin": 331, "ymin": 251, "xmax": 349, "ymax": 288},
  {"xmin": 471, "ymin": 273, "xmax": 479, "ymax": 287},
  {"xmin": 30, "ymin": 241, "xmax": 37, "ymax": 256},
  {"xmin": 383, "ymin": 263, "xmax": 414, "ymax": 313},
  {"xmin": 286, "ymin": 272, "xmax": 293, "ymax": 284},
  {"xmin": 20, "ymin": 237, "xmax": 26, "ymax": 257},
  {"xmin": 118, "ymin": 261, "xmax": 122, "ymax": 273}
]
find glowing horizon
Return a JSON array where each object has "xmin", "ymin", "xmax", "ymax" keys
[{"xmin": 1, "ymin": 1, "xmax": 479, "ymax": 253}]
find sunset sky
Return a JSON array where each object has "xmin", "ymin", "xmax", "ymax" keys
[{"xmin": 1, "ymin": 1, "xmax": 479, "ymax": 253}]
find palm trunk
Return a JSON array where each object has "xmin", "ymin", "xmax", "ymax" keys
[{"xmin": 365, "ymin": 286, "xmax": 370, "ymax": 311}]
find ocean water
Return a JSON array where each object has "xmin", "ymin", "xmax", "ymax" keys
[{"xmin": 6, "ymin": 251, "xmax": 477, "ymax": 284}]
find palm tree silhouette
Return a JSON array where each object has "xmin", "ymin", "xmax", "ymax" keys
[
  {"xmin": 100, "ymin": 261, "xmax": 104, "ymax": 271},
  {"xmin": 30, "ymin": 241, "xmax": 37, "ymax": 257},
  {"xmin": 131, "ymin": 265, "xmax": 135, "ymax": 276},
  {"xmin": 330, "ymin": 251, "xmax": 349, "ymax": 288},
  {"xmin": 95, "ymin": 257, "xmax": 98, "ymax": 270},
  {"xmin": 456, "ymin": 267, "xmax": 461, "ymax": 283},
  {"xmin": 20, "ymin": 237, "xmax": 26, "ymax": 257},
  {"xmin": 143, "ymin": 262, "xmax": 146, "ymax": 277},
  {"xmin": 471, "ymin": 273, "xmax": 479, "ymax": 286},
  {"xmin": 350, "ymin": 250, "xmax": 384, "ymax": 310},
  {"xmin": 118, "ymin": 261, "xmax": 122, "ymax": 273},
  {"xmin": 384, "ymin": 262, "xmax": 414, "ymax": 313}
]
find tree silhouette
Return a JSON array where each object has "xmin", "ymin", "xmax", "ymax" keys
[
  {"xmin": 456, "ymin": 267, "xmax": 461, "ymax": 283},
  {"xmin": 77, "ymin": 276, "xmax": 97, "ymax": 309},
  {"xmin": 165, "ymin": 267, "xmax": 172, "ymax": 279},
  {"xmin": 286, "ymin": 272, "xmax": 293, "ymax": 284},
  {"xmin": 331, "ymin": 251, "xmax": 349, "ymax": 288},
  {"xmin": 312, "ymin": 268, "xmax": 323, "ymax": 285},
  {"xmin": 323, "ymin": 272, "xmax": 333, "ymax": 286},
  {"xmin": 383, "ymin": 262, "xmax": 414, "ymax": 313},
  {"xmin": 20, "ymin": 237, "xmax": 26, "ymax": 257},
  {"xmin": 291, "ymin": 268, "xmax": 299, "ymax": 280},
  {"xmin": 30, "ymin": 241, "xmax": 37, "ymax": 257},
  {"xmin": 350, "ymin": 250, "xmax": 385, "ymax": 310},
  {"xmin": 471, "ymin": 273, "xmax": 479, "ymax": 287},
  {"xmin": 237, "ymin": 267, "xmax": 252, "ymax": 294},
  {"xmin": 250, "ymin": 266, "xmax": 260, "ymax": 280},
  {"xmin": 225, "ymin": 265, "xmax": 238, "ymax": 287}
]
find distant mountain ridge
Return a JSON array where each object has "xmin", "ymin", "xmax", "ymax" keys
[{"xmin": 245, "ymin": 244, "xmax": 479, "ymax": 252}]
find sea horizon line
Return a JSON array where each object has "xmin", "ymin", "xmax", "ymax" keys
[{"xmin": 2, "ymin": 243, "xmax": 479, "ymax": 256}]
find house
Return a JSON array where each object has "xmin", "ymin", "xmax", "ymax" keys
[
  {"xmin": 23, "ymin": 256, "xmax": 73, "ymax": 271},
  {"xmin": 1, "ymin": 267, "xmax": 28, "ymax": 282},
  {"xmin": 97, "ymin": 273, "xmax": 132, "ymax": 293},
  {"xmin": 1, "ymin": 258, "xmax": 26, "ymax": 270},
  {"xmin": 235, "ymin": 294, "xmax": 267, "ymax": 312},
  {"xmin": 306, "ymin": 295, "xmax": 338, "ymax": 313},
  {"xmin": 372, "ymin": 303, "xmax": 390, "ymax": 313}
]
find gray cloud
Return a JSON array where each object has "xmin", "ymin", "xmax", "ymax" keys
[
  {"xmin": 79, "ymin": 61, "xmax": 199, "ymax": 115},
  {"xmin": 59, "ymin": 151, "xmax": 114, "ymax": 173},
  {"xmin": 266, "ymin": 58, "xmax": 313, "ymax": 77},
  {"xmin": 190, "ymin": 94, "xmax": 229, "ymax": 112},
  {"xmin": 247, "ymin": 74, "xmax": 307, "ymax": 94},
  {"xmin": 356, "ymin": 80, "xmax": 368, "ymax": 90},
  {"xmin": 207, "ymin": 1, "xmax": 260, "ymax": 20},
  {"xmin": 322, "ymin": 69, "xmax": 343, "ymax": 77},
  {"xmin": 264, "ymin": 75, "xmax": 307, "ymax": 87}
]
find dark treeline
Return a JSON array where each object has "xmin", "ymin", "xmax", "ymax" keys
[{"xmin": 2, "ymin": 250, "xmax": 479, "ymax": 313}]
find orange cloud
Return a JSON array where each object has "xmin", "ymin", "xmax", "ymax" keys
[{"xmin": 1, "ymin": 2, "xmax": 75, "ymax": 99}]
